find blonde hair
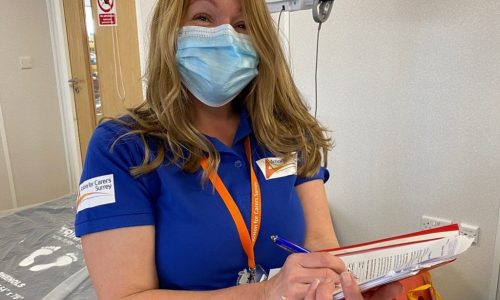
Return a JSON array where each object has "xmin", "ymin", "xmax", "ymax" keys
[{"xmin": 114, "ymin": 0, "xmax": 333, "ymax": 179}]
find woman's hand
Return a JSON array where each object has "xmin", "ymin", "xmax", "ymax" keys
[
  {"xmin": 310, "ymin": 272, "xmax": 403, "ymax": 300},
  {"xmin": 264, "ymin": 252, "xmax": 346, "ymax": 300}
]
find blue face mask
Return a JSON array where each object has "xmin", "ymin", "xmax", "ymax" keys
[{"xmin": 176, "ymin": 24, "xmax": 259, "ymax": 107}]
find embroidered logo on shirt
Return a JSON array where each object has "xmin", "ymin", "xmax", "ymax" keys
[
  {"xmin": 76, "ymin": 174, "xmax": 116, "ymax": 213},
  {"xmin": 256, "ymin": 153, "xmax": 297, "ymax": 180}
]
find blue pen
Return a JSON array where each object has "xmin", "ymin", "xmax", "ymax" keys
[{"xmin": 270, "ymin": 235, "xmax": 311, "ymax": 253}]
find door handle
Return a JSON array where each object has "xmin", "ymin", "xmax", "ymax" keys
[
  {"xmin": 68, "ymin": 78, "xmax": 83, "ymax": 85},
  {"xmin": 68, "ymin": 78, "xmax": 83, "ymax": 94}
]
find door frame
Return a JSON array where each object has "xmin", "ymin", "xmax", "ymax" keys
[
  {"xmin": 491, "ymin": 206, "xmax": 500, "ymax": 300},
  {"xmin": 46, "ymin": 0, "xmax": 82, "ymax": 191}
]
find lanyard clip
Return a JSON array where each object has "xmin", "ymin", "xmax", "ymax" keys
[{"xmin": 236, "ymin": 265, "xmax": 268, "ymax": 285}]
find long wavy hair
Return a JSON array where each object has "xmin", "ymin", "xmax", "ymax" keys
[{"xmin": 113, "ymin": 0, "xmax": 333, "ymax": 179}]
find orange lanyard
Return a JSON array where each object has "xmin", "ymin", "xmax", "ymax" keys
[{"xmin": 200, "ymin": 137, "xmax": 261, "ymax": 270}]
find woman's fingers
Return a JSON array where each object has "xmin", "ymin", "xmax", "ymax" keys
[
  {"xmin": 304, "ymin": 278, "xmax": 340, "ymax": 300},
  {"xmin": 268, "ymin": 253, "xmax": 347, "ymax": 300},
  {"xmin": 281, "ymin": 283, "xmax": 310, "ymax": 300},
  {"xmin": 315, "ymin": 279, "xmax": 339, "ymax": 300},
  {"xmin": 288, "ymin": 266, "xmax": 341, "ymax": 285},
  {"xmin": 289, "ymin": 252, "xmax": 346, "ymax": 274},
  {"xmin": 340, "ymin": 272, "xmax": 364, "ymax": 300},
  {"xmin": 304, "ymin": 279, "xmax": 321, "ymax": 300}
]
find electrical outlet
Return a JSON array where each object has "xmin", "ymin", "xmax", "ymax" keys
[
  {"xmin": 420, "ymin": 215, "xmax": 452, "ymax": 230},
  {"xmin": 19, "ymin": 56, "xmax": 32, "ymax": 69},
  {"xmin": 459, "ymin": 223, "xmax": 479, "ymax": 245}
]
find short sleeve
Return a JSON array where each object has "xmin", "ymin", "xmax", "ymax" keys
[
  {"xmin": 74, "ymin": 121, "xmax": 159, "ymax": 237},
  {"xmin": 295, "ymin": 166, "xmax": 330, "ymax": 186}
]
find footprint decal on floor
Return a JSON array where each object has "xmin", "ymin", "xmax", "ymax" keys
[
  {"xmin": 29, "ymin": 253, "xmax": 78, "ymax": 272},
  {"xmin": 18, "ymin": 246, "xmax": 61, "ymax": 267}
]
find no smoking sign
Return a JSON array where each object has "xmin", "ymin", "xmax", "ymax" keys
[{"xmin": 97, "ymin": 0, "xmax": 117, "ymax": 26}]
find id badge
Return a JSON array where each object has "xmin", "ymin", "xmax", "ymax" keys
[{"xmin": 236, "ymin": 265, "xmax": 268, "ymax": 285}]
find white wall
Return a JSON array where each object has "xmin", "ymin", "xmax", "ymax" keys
[
  {"xmin": 288, "ymin": 1, "xmax": 500, "ymax": 299},
  {"xmin": 0, "ymin": 0, "xmax": 71, "ymax": 208}
]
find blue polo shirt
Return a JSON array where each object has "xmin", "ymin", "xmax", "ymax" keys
[{"xmin": 75, "ymin": 110, "xmax": 329, "ymax": 290}]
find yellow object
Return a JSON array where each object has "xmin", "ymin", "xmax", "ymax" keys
[{"xmin": 406, "ymin": 272, "xmax": 442, "ymax": 300}]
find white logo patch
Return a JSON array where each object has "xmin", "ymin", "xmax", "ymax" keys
[
  {"xmin": 256, "ymin": 153, "xmax": 297, "ymax": 180},
  {"xmin": 76, "ymin": 174, "xmax": 115, "ymax": 212}
]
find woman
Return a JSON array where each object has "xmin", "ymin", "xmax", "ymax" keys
[{"xmin": 75, "ymin": 0, "xmax": 402, "ymax": 299}]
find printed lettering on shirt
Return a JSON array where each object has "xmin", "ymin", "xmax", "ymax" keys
[
  {"xmin": 76, "ymin": 174, "xmax": 116, "ymax": 212},
  {"xmin": 256, "ymin": 153, "xmax": 297, "ymax": 180}
]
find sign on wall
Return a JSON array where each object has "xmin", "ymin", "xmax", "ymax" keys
[{"xmin": 97, "ymin": 0, "xmax": 117, "ymax": 26}]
